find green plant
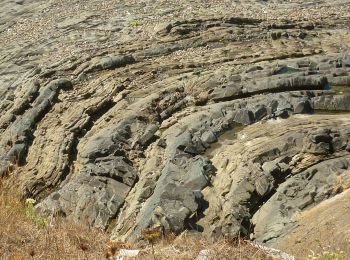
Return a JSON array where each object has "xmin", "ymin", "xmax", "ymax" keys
[
  {"xmin": 25, "ymin": 198, "xmax": 47, "ymax": 227},
  {"xmin": 323, "ymin": 250, "xmax": 344, "ymax": 260},
  {"xmin": 129, "ymin": 20, "xmax": 143, "ymax": 27},
  {"xmin": 308, "ymin": 249, "xmax": 345, "ymax": 260}
]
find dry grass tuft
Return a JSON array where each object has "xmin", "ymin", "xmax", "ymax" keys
[
  {"xmin": 0, "ymin": 180, "xmax": 109, "ymax": 260},
  {"xmin": 138, "ymin": 232, "xmax": 271, "ymax": 259}
]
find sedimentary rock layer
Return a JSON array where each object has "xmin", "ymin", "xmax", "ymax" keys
[{"xmin": 1, "ymin": 0, "xmax": 350, "ymax": 251}]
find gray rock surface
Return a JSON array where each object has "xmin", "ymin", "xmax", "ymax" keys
[{"xmin": 1, "ymin": 0, "xmax": 350, "ymax": 254}]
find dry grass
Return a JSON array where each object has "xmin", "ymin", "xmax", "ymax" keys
[
  {"xmin": 141, "ymin": 233, "xmax": 271, "ymax": 260},
  {"xmin": 0, "ymin": 180, "xmax": 109, "ymax": 260},
  {"xmin": 0, "ymin": 178, "xmax": 270, "ymax": 259}
]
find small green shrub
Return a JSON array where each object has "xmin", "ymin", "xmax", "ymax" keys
[
  {"xmin": 129, "ymin": 21, "xmax": 143, "ymax": 27},
  {"xmin": 308, "ymin": 249, "xmax": 344, "ymax": 260},
  {"xmin": 25, "ymin": 198, "xmax": 47, "ymax": 227},
  {"xmin": 322, "ymin": 250, "xmax": 344, "ymax": 260}
]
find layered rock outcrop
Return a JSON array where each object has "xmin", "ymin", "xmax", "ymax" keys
[{"xmin": 1, "ymin": 0, "xmax": 350, "ymax": 252}]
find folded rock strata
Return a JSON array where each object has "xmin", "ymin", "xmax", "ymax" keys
[{"xmin": 1, "ymin": 0, "xmax": 350, "ymax": 252}]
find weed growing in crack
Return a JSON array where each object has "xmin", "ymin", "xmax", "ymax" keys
[
  {"xmin": 25, "ymin": 198, "xmax": 47, "ymax": 227},
  {"xmin": 308, "ymin": 249, "xmax": 345, "ymax": 260},
  {"xmin": 130, "ymin": 20, "xmax": 144, "ymax": 27}
]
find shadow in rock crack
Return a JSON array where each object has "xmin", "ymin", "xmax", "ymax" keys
[
  {"xmin": 185, "ymin": 125, "xmax": 248, "ymax": 235},
  {"xmin": 186, "ymin": 186, "xmax": 211, "ymax": 233},
  {"xmin": 61, "ymin": 99, "xmax": 117, "ymax": 183}
]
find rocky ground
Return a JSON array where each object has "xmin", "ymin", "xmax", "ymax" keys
[{"xmin": 1, "ymin": 0, "xmax": 350, "ymax": 257}]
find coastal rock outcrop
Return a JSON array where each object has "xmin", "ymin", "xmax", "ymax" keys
[{"xmin": 1, "ymin": 0, "xmax": 350, "ymax": 255}]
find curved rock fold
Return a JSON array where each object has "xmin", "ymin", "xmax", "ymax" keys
[{"xmin": 1, "ymin": 0, "xmax": 350, "ymax": 252}]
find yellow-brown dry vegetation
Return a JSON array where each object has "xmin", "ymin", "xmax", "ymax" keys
[{"xmin": 0, "ymin": 179, "xmax": 109, "ymax": 259}]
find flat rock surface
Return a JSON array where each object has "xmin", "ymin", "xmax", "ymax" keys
[
  {"xmin": 1, "ymin": 0, "xmax": 350, "ymax": 255},
  {"xmin": 278, "ymin": 189, "xmax": 350, "ymax": 258}
]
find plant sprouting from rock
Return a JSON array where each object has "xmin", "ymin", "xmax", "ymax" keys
[{"xmin": 25, "ymin": 198, "xmax": 47, "ymax": 227}]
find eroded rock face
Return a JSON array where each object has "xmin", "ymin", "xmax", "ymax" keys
[
  {"xmin": 1, "ymin": 0, "xmax": 350, "ymax": 250},
  {"xmin": 199, "ymin": 115, "xmax": 350, "ymax": 242}
]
